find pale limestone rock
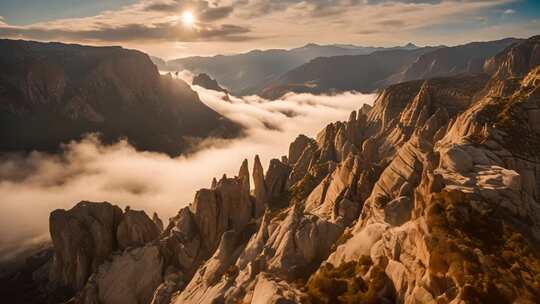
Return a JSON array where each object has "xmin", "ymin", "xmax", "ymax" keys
[
  {"xmin": 150, "ymin": 268, "xmax": 185, "ymax": 304},
  {"xmin": 328, "ymin": 222, "xmax": 386, "ymax": 264},
  {"xmin": 152, "ymin": 212, "xmax": 164, "ymax": 233},
  {"xmin": 190, "ymin": 189, "xmax": 222, "ymax": 254},
  {"xmin": 305, "ymin": 154, "xmax": 361, "ymax": 225},
  {"xmin": 253, "ymin": 155, "xmax": 268, "ymax": 217},
  {"xmin": 49, "ymin": 201, "xmax": 123, "ymax": 290},
  {"xmin": 76, "ymin": 245, "xmax": 163, "ymax": 304},
  {"xmin": 117, "ymin": 209, "xmax": 160, "ymax": 249},
  {"xmin": 251, "ymin": 273, "xmax": 304, "ymax": 304},
  {"xmin": 439, "ymin": 145, "xmax": 473, "ymax": 173},
  {"xmin": 190, "ymin": 175, "xmax": 253, "ymax": 255},
  {"xmin": 264, "ymin": 159, "xmax": 290, "ymax": 206},
  {"xmin": 288, "ymin": 135, "xmax": 313, "ymax": 165},
  {"xmin": 286, "ymin": 143, "xmax": 316, "ymax": 187},
  {"xmin": 160, "ymin": 207, "xmax": 201, "ymax": 273}
]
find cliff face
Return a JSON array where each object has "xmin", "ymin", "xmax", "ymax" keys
[
  {"xmin": 0, "ymin": 40, "xmax": 240, "ymax": 156},
  {"xmin": 7, "ymin": 35, "xmax": 540, "ymax": 304}
]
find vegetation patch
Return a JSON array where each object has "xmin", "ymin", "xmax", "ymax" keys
[
  {"xmin": 304, "ymin": 257, "xmax": 393, "ymax": 304},
  {"xmin": 425, "ymin": 189, "xmax": 540, "ymax": 303},
  {"xmin": 477, "ymin": 91, "xmax": 540, "ymax": 159}
]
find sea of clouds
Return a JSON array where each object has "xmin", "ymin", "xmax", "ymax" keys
[{"xmin": 0, "ymin": 78, "xmax": 374, "ymax": 262}]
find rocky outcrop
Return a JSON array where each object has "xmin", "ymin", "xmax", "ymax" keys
[
  {"xmin": 49, "ymin": 201, "xmax": 123, "ymax": 291},
  {"xmin": 165, "ymin": 35, "xmax": 540, "ymax": 304},
  {"xmin": 326, "ymin": 35, "xmax": 540, "ymax": 304},
  {"xmin": 192, "ymin": 73, "xmax": 229, "ymax": 93},
  {"xmin": 75, "ymin": 245, "xmax": 163, "ymax": 304},
  {"xmin": 288, "ymin": 135, "xmax": 314, "ymax": 165},
  {"xmin": 191, "ymin": 174, "xmax": 254, "ymax": 255},
  {"xmin": 152, "ymin": 212, "xmax": 164, "ymax": 233},
  {"xmin": 253, "ymin": 155, "xmax": 268, "ymax": 216},
  {"xmin": 264, "ymin": 159, "xmax": 290, "ymax": 208},
  {"xmin": 117, "ymin": 209, "xmax": 161, "ymax": 250},
  {"xmin": 48, "ymin": 201, "xmax": 159, "ymax": 297},
  {"xmin": 16, "ymin": 35, "xmax": 540, "ymax": 304}
]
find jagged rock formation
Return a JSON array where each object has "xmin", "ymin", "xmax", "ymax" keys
[
  {"xmin": 10, "ymin": 35, "xmax": 540, "ymax": 304},
  {"xmin": 73, "ymin": 245, "xmax": 163, "ymax": 304},
  {"xmin": 49, "ymin": 202, "xmax": 123, "ymax": 291},
  {"xmin": 192, "ymin": 73, "xmax": 229, "ymax": 94},
  {"xmin": 117, "ymin": 209, "xmax": 161, "ymax": 250},
  {"xmin": 0, "ymin": 39, "xmax": 240, "ymax": 156},
  {"xmin": 46, "ymin": 202, "xmax": 162, "ymax": 302}
]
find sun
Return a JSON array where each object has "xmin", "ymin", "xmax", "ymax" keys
[{"xmin": 181, "ymin": 11, "xmax": 195, "ymax": 26}]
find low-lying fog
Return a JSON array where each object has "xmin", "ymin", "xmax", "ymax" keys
[{"xmin": 0, "ymin": 80, "xmax": 374, "ymax": 262}]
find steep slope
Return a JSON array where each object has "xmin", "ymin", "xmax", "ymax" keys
[
  {"xmin": 167, "ymin": 43, "xmax": 417, "ymax": 95},
  {"xmin": 6, "ymin": 35, "xmax": 540, "ymax": 304},
  {"xmin": 0, "ymin": 39, "xmax": 240, "ymax": 156},
  {"xmin": 262, "ymin": 38, "xmax": 519, "ymax": 99},
  {"xmin": 396, "ymin": 37, "xmax": 519, "ymax": 82}
]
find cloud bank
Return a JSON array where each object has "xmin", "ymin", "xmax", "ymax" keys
[{"xmin": 0, "ymin": 84, "xmax": 374, "ymax": 261}]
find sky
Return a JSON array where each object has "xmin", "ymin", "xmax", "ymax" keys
[{"xmin": 0, "ymin": 0, "xmax": 538, "ymax": 59}]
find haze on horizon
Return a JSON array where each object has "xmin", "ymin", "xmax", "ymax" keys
[{"xmin": 0, "ymin": 0, "xmax": 539, "ymax": 59}]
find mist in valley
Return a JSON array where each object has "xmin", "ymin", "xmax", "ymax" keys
[{"xmin": 0, "ymin": 83, "xmax": 374, "ymax": 262}]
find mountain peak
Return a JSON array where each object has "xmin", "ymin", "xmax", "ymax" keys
[
  {"xmin": 302, "ymin": 43, "xmax": 321, "ymax": 48},
  {"xmin": 403, "ymin": 42, "xmax": 417, "ymax": 49}
]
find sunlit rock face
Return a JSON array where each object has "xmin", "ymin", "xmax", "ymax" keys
[
  {"xmin": 49, "ymin": 201, "xmax": 124, "ymax": 291},
  {"xmin": 0, "ymin": 39, "xmax": 241, "ymax": 156},
  {"xmin": 13, "ymin": 35, "xmax": 540, "ymax": 304}
]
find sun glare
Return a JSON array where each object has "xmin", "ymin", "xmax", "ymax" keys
[{"xmin": 182, "ymin": 11, "xmax": 195, "ymax": 26}]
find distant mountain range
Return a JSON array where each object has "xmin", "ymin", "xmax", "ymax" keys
[
  {"xmin": 0, "ymin": 40, "xmax": 240, "ymax": 156},
  {"xmin": 154, "ymin": 39, "xmax": 519, "ymax": 99},
  {"xmin": 6, "ymin": 35, "xmax": 540, "ymax": 304},
  {"xmin": 0, "ymin": 37, "xmax": 522, "ymax": 157},
  {"xmin": 154, "ymin": 43, "xmax": 419, "ymax": 95},
  {"xmin": 260, "ymin": 46, "xmax": 439, "ymax": 99},
  {"xmin": 259, "ymin": 38, "xmax": 520, "ymax": 98}
]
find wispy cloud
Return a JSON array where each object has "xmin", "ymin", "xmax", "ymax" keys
[
  {"xmin": 0, "ymin": 81, "xmax": 374, "ymax": 260},
  {"xmin": 0, "ymin": 0, "xmax": 256, "ymax": 43},
  {"xmin": 0, "ymin": 0, "xmax": 532, "ymax": 58}
]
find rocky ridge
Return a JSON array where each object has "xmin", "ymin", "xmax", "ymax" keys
[
  {"xmin": 192, "ymin": 73, "xmax": 229, "ymax": 94},
  {"xmin": 7, "ymin": 35, "xmax": 540, "ymax": 304}
]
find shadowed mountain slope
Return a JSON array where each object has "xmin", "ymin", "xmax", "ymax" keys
[
  {"xmin": 261, "ymin": 38, "xmax": 519, "ymax": 98},
  {"xmin": 0, "ymin": 40, "xmax": 240, "ymax": 156},
  {"xmin": 167, "ymin": 43, "xmax": 418, "ymax": 95}
]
